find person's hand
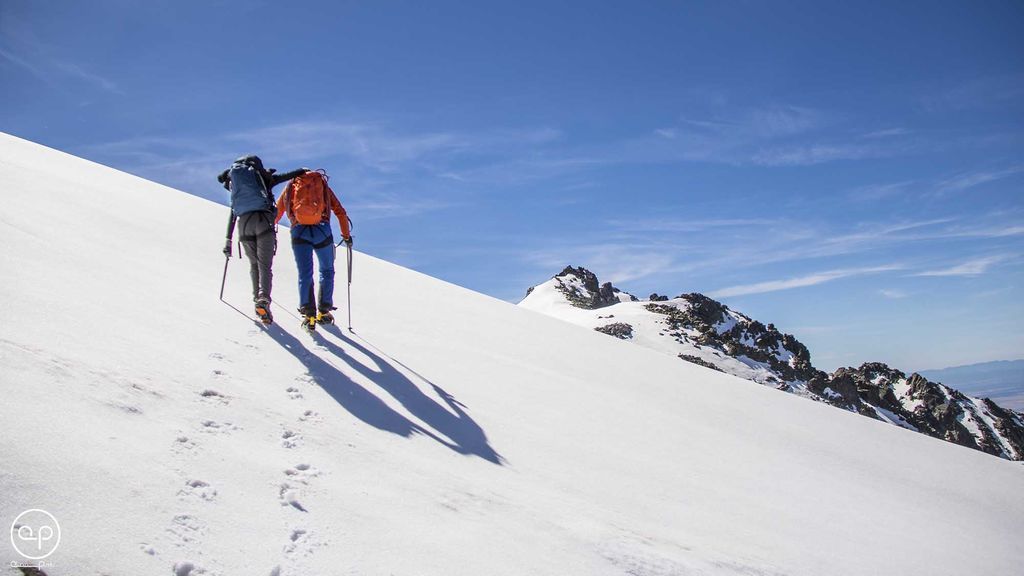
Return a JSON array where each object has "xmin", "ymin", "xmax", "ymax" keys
[
  {"xmin": 343, "ymin": 236, "xmax": 353, "ymax": 247},
  {"xmin": 222, "ymin": 240, "xmax": 232, "ymax": 257}
]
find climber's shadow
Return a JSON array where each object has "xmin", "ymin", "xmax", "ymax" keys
[
  {"xmin": 321, "ymin": 324, "xmax": 505, "ymax": 465},
  {"xmin": 261, "ymin": 323, "xmax": 422, "ymax": 439}
]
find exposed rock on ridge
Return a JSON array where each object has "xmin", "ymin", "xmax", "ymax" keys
[{"xmin": 521, "ymin": 266, "xmax": 1024, "ymax": 461}]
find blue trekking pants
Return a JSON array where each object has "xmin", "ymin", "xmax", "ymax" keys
[{"xmin": 290, "ymin": 224, "xmax": 336, "ymax": 315}]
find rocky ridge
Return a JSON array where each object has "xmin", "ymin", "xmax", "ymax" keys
[{"xmin": 520, "ymin": 266, "xmax": 1024, "ymax": 460}]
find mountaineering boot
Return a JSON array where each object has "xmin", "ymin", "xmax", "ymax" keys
[
  {"xmin": 316, "ymin": 311, "xmax": 335, "ymax": 325},
  {"xmin": 255, "ymin": 297, "xmax": 273, "ymax": 325},
  {"xmin": 301, "ymin": 315, "xmax": 317, "ymax": 333},
  {"xmin": 298, "ymin": 304, "xmax": 318, "ymax": 333}
]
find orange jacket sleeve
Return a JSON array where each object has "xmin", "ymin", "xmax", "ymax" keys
[
  {"xmin": 327, "ymin": 186, "xmax": 351, "ymax": 238},
  {"xmin": 274, "ymin": 183, "xmax": 291, "ymax": 224}
]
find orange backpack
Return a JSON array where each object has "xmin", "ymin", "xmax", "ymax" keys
[{"xmin": 287, "ymin": 170, "xmax": 330, "ymax": 225}]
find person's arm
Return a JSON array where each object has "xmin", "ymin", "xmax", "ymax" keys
[
  {"xmin": 327, "ymin": 187, "xmax": 351, "ymax": 239},
  {"xmin": 268, "ymin": 168, "xmax": 309, "ymax": 189},
  {"xmin": 274, "ymin": 183, "xmax": 291, "ymax": 225},
  {"xmin": 223, "ymin": 211, "xmax": 236, "ymax": 256}
]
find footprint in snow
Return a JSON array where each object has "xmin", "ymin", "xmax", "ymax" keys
[
  {"xmin": 177, "ymin": 479, "xmax": 217, "ymax": 502},
  {"xmin": 172, "ymin": 560, "xmax": 205, "ymax": 576},
  {"xmin": 283, "ymin": 463, "xmax": 320, "ymax": 485},
  {"xmin": 298, "ymin": 409, "xmax": 320, "ymax": 423},
  {"xmin": 199, "ymin": 420, "xmax": 238, "ymax": 434},
  {"xmin": 278, "ymin": 483, "xmax": 307, "ymax": 512},
  {"xmin": 172, "ymin": 435, "xmax": 197, "ymax": 453},
  {"xmin": 199, "ymin": 389, "xmax": 229, "ymax": 404},
  {"xmin": 166, "ymin": 514, "xmax": 205, "ymax": 547},
  {"xmin": 286, "ymin": 387, "xmax": 303, "ymax": 400},
  {"xmin": 106, "ymin": 400, "xmax": 143, "ymax": 415},
  {"xmin": 283, "ymin": 526, "xmax": 324, "ymax": 558},
  {"xmin": 281, "ymin": 429, "xmax": 301, "ymax": 449}
]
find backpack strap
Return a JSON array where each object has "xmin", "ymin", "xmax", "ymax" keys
[{"xmin": 318, "ymin": 170, "xmax": 330, "ymax": 222}]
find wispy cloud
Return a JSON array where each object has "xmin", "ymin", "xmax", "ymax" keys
[
  {"xmin": 607, "ymin": 217, "xmax": 777, "ymax": 234},
  {"xmin": 751, "ymin": 142, "xmax": 898, "ymax": 167},
  {"xmin": 746, "ymin": 105, "xmax": 825, "ymax": 138},
  {"xmin": 0, "ymin": 35, "xmax": 122, "ymax": 95},
  {"xmin": 922, "ymin": 73, "xmax": 1024, "ymax": 111},
  {"xmin": 935, "ymin": 166, "xmax": 1024, "ymax": 194},
  {"xmin": 878, "ymin": 289, "xmax": 909, "ymax": 299},
  {"xmin": 52, "ymin": 61, "xmax": 122, "ymax": 94},
  {"xmin": 914, "ymin": 255, "xmax": 1009, "ymax": 277},
  {"xmin": 0, "ymin": 46, "xmax": 50, "ymax": 84},
  {"xmin": 847, "ymin": 180, "xmax": 916, "ymax": 202},
  {"xmin": 709, "ymin": 265, "xmax": 903, "ymax": 298},
  {"xmin": 521, "ymin": 244, "xmax": 678, "ymax": 286},
  {"xmin": 348, "ymin": 195, "xmax": 460, "ymax": 220},
  {"xmin": 81, "ymin": 120, "xmax": 569, "ymax": 217},
  {"xmin": 862, "ymin": 128, "xmax": 911, "ymax": 139}
]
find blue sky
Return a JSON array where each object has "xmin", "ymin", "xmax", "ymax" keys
[{"xmin": 2, "ymin": 0, "xmax": 1022, "ymax": 372}]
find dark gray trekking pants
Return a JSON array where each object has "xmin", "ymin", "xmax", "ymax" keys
[{"xmin": 238, "ymin": 211, "xmax": 276, "ymax": 302}]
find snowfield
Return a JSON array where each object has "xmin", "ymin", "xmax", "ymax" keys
[{"xmin": 1, "ymin": 132, "xmax": 1023, "ymax": 576}]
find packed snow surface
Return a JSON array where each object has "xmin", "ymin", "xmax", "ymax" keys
[{"xmin": 2, "ymin": 132, "xmax": 1023, "ymax": 575}]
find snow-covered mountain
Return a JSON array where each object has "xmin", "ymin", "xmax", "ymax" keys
[
  {"xmin": 521, "ymin": 266, "xmax": 1024, "ymax": 461},
  {"xmin": 2, "ymin": 133, "xmax": 1024, "ymax": 576}
]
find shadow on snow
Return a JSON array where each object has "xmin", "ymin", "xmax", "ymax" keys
[{"xmin": 244, "ymin": 307, "xmax": 503, "ymax": 465}]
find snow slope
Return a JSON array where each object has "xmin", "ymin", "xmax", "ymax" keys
[{"xmin": 1, "ymin": 132, "xmax": 1023, "ymax": 576}]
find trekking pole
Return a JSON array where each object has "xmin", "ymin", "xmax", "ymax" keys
[
  {"xmin": 219, "ymin": 254, "xmax": 230, "ymax": 301},
  {"xmin": 346, "ymin": 242, "xmax": 353, "ymax": 331}
]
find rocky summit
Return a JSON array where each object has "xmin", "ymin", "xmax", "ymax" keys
[{"xmin": 520, "ymin": 266, "xmax": 1024, "ymax": 460}]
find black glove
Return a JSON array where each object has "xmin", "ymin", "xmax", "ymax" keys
[
  {"xmin": 343, "ymin": 236, "xmax": 353, "ymax": 247},
  {"xmin": 222, "ymin": 239, "xmax": 232, "ymax": 257},
  {"xmin": 218, "ymin": 169, "xmax": 231, "ymax": 190}
]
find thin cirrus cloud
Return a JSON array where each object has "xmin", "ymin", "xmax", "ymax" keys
[
  {"xmin": 709, "ymin": 265, "xmax": 903, "ymax": 298},
  {"xmin": 82, "ymin": 121, "xmax": 569, "ymax": 219},
  {"xmin": 750, "ymin": 142, "xmax": 897, "ymax": 167},
  {"xmin": 521, "ymin": 243, "xmax": 679, "ymax": 286},
  {"xmin": 847, "ymin": 180, "xmax": 916, "ymax": 202},
  {"xmin": 934, "ymin": 165, "xmax": 1024, "ymax": 194},
  {"xmin": 861, "ymin": 128, "xmax": 911, "ymax": 139},
  {"xmin": 0, "ymin": 42, "xmax": 122, "ymax": 95},
  {"xmin": 914, "ymin": 255, "xmax": 1009, "ymax": 277}
]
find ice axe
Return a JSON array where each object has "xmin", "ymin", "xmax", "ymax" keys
[
  {"xmin": 219, "ymin": 247, "xmax": 231, "ymax": 301},
  {"xmin": 345, "ymin": 241, "xmax": 353, "ymax": 331}
]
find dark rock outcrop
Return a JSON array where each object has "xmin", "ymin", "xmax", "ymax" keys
[
  {"xmin": 824, "ymin": 363, "xmax": 1024, "ymax": 460},
  {"xmin": 679, "ymin": 354, "xmax": 724, "ymax": 372},
  {"xmin": 594, "ymin": 323, "xmax": 634, "ymax": 340},
  {"xmin": 645, "ymin": 295, "xmax": 819, "ymax": 384},
  {"xmin": 552, "ymin": 266, "xmax": 634, "ymax": 309}
]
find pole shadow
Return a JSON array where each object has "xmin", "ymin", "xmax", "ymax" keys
[{"xmin": 318, "ymin": 324, "xmax": 505, "ymax": 465}]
